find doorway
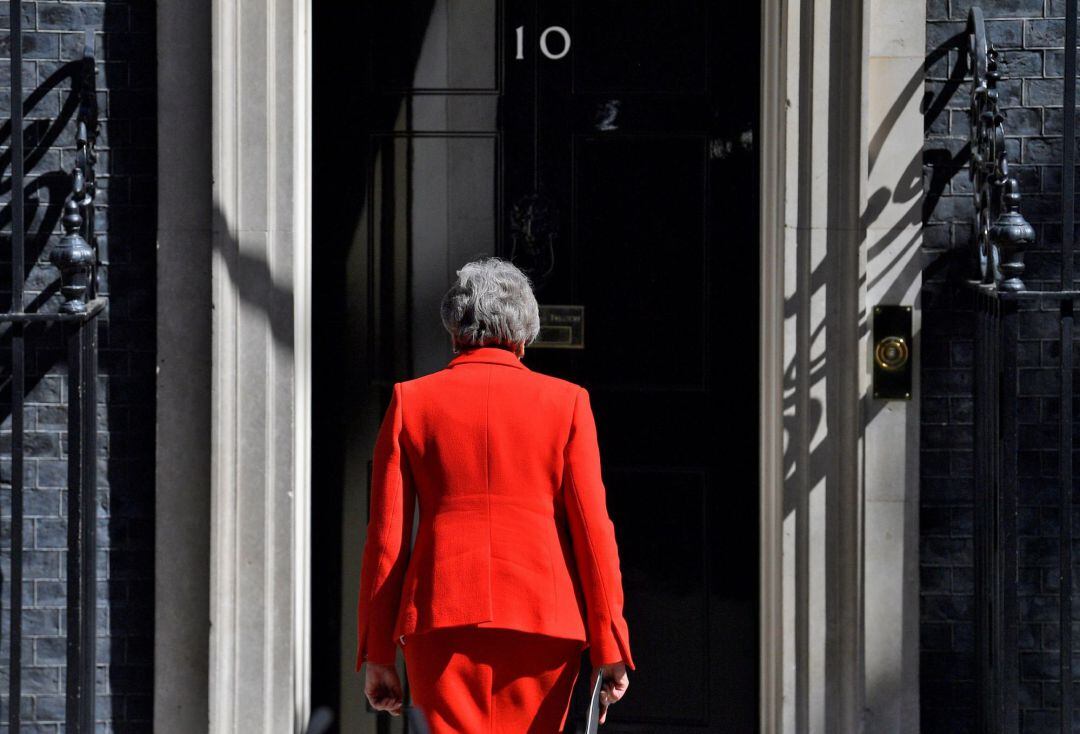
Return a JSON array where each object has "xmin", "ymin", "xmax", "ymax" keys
[{"xmin": 313, "ymin": 1, "xmax": 760, "ymax": 730}]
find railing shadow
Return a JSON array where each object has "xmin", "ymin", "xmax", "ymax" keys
[{"xmin": 779, "ymin": 0, "xmax": 954, "ymax": 726}]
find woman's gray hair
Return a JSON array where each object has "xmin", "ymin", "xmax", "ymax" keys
[{"xmin": 440, "ymin": 257, "xmax": 541, "ymax": 350}]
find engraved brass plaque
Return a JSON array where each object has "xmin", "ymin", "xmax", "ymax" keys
[{"xmin": 532, "ymin": 304, "xmax": 584, "ymax": 349}]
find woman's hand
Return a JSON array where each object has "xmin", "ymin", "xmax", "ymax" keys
[
  {"xmin": 591, "ymin": 662, "xmax": 630, "ymax": 724},
  {"xmin": 364, "ymin": 661, "xmax": 403, "ymax": 716}
]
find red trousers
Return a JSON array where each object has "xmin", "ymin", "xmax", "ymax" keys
[{"xmin": 403, "ymin": 626, "xmax": 586, "ymax": 733}]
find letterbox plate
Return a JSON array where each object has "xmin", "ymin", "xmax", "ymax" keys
[{"xmin": 532, "ymin": 305, "xmax": 584, "ymax": 349}]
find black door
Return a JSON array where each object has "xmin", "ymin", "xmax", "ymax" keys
[{"xmin": 313, "ymin": 2, "xmax": 759, "ymax": 731}]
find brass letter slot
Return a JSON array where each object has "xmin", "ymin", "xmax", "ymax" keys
[
  {"xmin": 532, "ymin": 304, "xmax": 585, "ymax": 349},
  {"xmin": 873, "ymin": 305, "xmax": 912, "ymax": 400}
]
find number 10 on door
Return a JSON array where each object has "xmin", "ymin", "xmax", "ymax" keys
[{"xmin": 515, "ymin": 26, "xmax": 571, "ymax": 60}]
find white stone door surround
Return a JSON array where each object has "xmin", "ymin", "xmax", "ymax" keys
[{"xmin": 153, "ymin": 0, "xmax": 925, "ymax": 730}]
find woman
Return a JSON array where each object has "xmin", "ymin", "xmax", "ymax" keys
[{"xmin": 355, "ymin": 256, "xmax": 634, "ymax": 732}]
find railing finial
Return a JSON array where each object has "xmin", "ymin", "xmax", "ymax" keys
[
  {"xmin": 967, "ymin": 7, "xmax": 1033, "ymax": 290},
  {"xmin": 52, "ymin": 29, "xmax": 99, "ymax": 314},
  {"xmin": 990, "ymin": 177, "xmax": 1035, "ymax": 291}
]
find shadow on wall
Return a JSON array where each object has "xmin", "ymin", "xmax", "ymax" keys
[
  {"xmin": 778, "ymin": 3, "xmax": 935, "ymax": 728},
  {"xmin": 780, "ymin": 23, "xmax": 932, "ymax": 515}
]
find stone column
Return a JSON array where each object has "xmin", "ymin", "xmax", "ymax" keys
[
  {"xmin": 766, "ymin": 0, "xmax": 868, "ymax": 729},
  {"xmin": 863, "ymin": 0, "xmax": 924, "ymax": 730},
  {"xmin": 208, "ymin": 0, "xmax": 313, "ymax": 731},
  {"xmin": 760, "ymin": 0, "xmax": 923, "ymax": 731}
]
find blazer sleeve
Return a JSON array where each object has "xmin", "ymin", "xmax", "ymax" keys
[
  {"xmin": 561, "ymin": 386, "xmax": 636, "ymax": 670},
  {"xmin": 355, "ymin": 381, "xmax": 416, "ymax": 670}
]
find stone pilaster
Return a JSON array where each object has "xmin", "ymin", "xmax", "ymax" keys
[{"xmin": 208, "ymin": 0, "xmax": 313, "ymax": 731}]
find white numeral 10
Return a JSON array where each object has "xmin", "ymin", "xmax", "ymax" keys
[{"xmin": 515, "ymin": 25, "xmax": 571, "ymax": 60}]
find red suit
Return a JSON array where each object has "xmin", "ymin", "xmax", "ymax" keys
[{"xmin": 355, "ymin": 345, "xmax": 635, "ymax": 730}]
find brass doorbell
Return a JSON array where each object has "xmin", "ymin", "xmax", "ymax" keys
[{"xmin": 873, "ymin": 305, "xmax": 912, "ymax": 400}]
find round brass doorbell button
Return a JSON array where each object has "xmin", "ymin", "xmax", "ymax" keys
[{"xmin": 874, "ymin": 336, "xmax": 909, "ymax": 371}]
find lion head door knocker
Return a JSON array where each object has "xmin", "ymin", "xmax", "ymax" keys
[{"xmin": 510, "ymin": 193, "xmax": 558, "ymax": 291}]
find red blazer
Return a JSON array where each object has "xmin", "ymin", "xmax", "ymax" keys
[{"xmin": 355, "ymin": 345, "xmax": 635, "ymax": 672}]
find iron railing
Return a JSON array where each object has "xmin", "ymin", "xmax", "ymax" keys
[
  {"xmin": 4, "ymin": 0, "xmax": 106, "ymax": 730},
  {"xmin": 966, "ymin": 5, "xmax": 1078, "ymax": 732}
]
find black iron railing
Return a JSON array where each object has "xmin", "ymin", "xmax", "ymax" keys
[
  {"xmin": 4, "ymin": 0, "xmax": 106, "ymax": 730},
  {"xmin": 966, "ymin": 5, "xmax": 1078, "ymax": 733}
]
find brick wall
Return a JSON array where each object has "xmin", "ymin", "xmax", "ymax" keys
[
  {"xmin": 0, "ymin": 1, "xmax": 155, "ymax": 730},
  {"xmin": 924, "ymin": 2, "xmax": 1079, "ymax": 732}
]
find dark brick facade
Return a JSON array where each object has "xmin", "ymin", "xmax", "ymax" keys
[
  {"xmin": 0, "ymin": 1, "xmax": 155, "ymax": 731},
  {"xmin": 924, "ymin": 2, "xmax": 1080, "ymax": 732}
]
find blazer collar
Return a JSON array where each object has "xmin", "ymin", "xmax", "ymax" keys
[{"xmin": 447, "ymin": 345, "xmax": 530, "ymax": 371}]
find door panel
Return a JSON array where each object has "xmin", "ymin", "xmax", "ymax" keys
[
  {"xmin": 571, "ymin": 0, "xmax": 709, "ymax": 94},
  {"xmin": 313, "ymin": 1, "xmax": 760, "ymax": 731},
  {"xmin": 574, "ymin": 136, "xmax": 708, "ymax": 390},
  {"xmin": 607, "ymin": 468, "xmax": 710, "ymax": 726},
  {"xmin": 367, "ymin": 134, "xmax": 500, "ymax": 377},
  {"xmin": 370, "ymin": 0, "xmax": 498, "ymax": 91}
]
